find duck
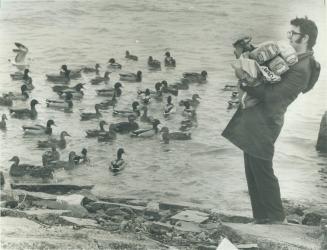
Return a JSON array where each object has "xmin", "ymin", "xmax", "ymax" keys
[
  {"xmin": 140, "ymin": 106, "xmax": 155, "ymax": 124},
  {"xmin": 227, "ymin": 100, "xmax": 239, "ymax": 109},
  {"xmin": 107, "ymin": 58, "xmax": 122, "ymax": 69},
  {"xmin": 23, "ymin": 76, "xmax": 34, "ymax": 90},
  {"xmin": 22, "ymin": 119, "xmax": 56, "ymax": 136},
  {"xmin": 152, "ymin": 82, "xmax": 163, "ymax": 101},
  {"xmin": 0, "ymin": 114, "xmax": 8, "ymax": 130},
  {"xmin": 97, "ymin": 124, "xmax": 117, "ymax": 142},
  {"xmin": 112, "ymin": 115, "xmax": 139, "ymax": 134},
  {"xmin": 9, "ymin": 99, "xmax": 39, "ymax": 119},
  {"xmin": 125, "ymin": 51, "xmax": 138, "ymax": 61},
  {"xmin": 161, "ymin": 81, "xmax": 178, "ymax": 96},
  {"xmin": 130, "ymin": 119, "xmax": 160, "ymax": 138},
  {"xmin": 179, "ymin": 94, "xmax": 201, "ymax": 108},
  {"xmin": 160, "ymin": 126, "xmax": 191, "ymax": 144},
  {"xmin": 97, "ymin": 94, "xmax": 117, "ymax": 110},
  {"xmin": 164, "ymin": 52, "xmax": 176, "ymax": 67},
  {"xmin": 46, "ymin": 65, "xmax": 70, "ymax": 83},
  {"xmin": 182, "ymin": 70, "xmax": 208, "ymax": 83},
  {"xmin": 46, "ymin": 92, "xmax": 73, "ymax": 110},
  {"xmin": 9, "ymin": 156, "xmax": 54, "ymax": 179},
  {"xmin": 3, "ymin": 84, "xmax": 29, "ymax": 101},
  {"xmin": 230, "ymin": 91, "xmax": 239, "ymax": 101},
  {"xmin": 74, "ymin": 148, "xmax": 90, "ymax": 165},
  {"xmin": 46, "ymin": 151, "xmax": 76, "ymax": 170},
  {"xmin": 80, "ymin": 104, "xmax": 102, "ymax": 121},
  {"xmin": 42, "ymin": 145, "xmax": 60, "ymax": 167},
  {"xmin": 96, "ymin": 82, "xmax": 122, "ymax": 97},
  {"xmin": 61, "ymin": 65, "xmax": 82, "ymax": 79},
  {"xmin": 9, "ymin": 42, "xmax": 29, "ymax": 68},
  {"xmin": 182, "ymin": 101, "xmax": 197, "ymax": 120},
  {"xmin": 37, "ymin": 131, "xmax": 71, "ymax": 149},
  {"xmin": 52, "ymin": 83, "xmax": 85, "ymax": 93},
  {"xmin": 85, "ymin": 120, "xmax": 108, "ymax": 137},
  {"xmin": 82, "ymin": 63, "xmax": 101, "ymax": 74},
  {"xmin": 110, "ymin": 148, "xmax": 126, "ymax": 173},
  {"xmin": 223, "ymin": 84, "xmax": 238, "ymax": 91},
  {"xmin": 58, "ymin": 88, "xmax": 84, "ymax": 100},
  {"xmin": 10, "ymin": 68, "xmax": 30, "ymax": 81},
  {"xmin": 119, "ymin": 70, "xmax": 142, "ymax": 82},
  {"xmin": 163, "ymin": 96, "xmax": 175, "ymax": 117},
  {"xmin": 138, "ymin": 88, "xmax": 151, "ymax": 104},
  {"xmin": 148, "ymin": 56, "xmax": 161, "ymax": 69},
  {"xmin": 91, "ymin": 71, "xmax": 110, "ymax": 85},
  {"xmin": 170, "ymin": 79, "xmax": 190, "ymax": 90},
  {"xmin": 113, "ymin": 101, "xmax": 140, "ymax": 117},
  {"xmin": 0, "ymin": 96, "xmax": 13, "ymax": 106}
]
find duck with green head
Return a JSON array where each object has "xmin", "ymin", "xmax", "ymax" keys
[
  {"xmin": 96, "ymin": 82, "xmax": 122, "ymax": 97},
  {"xmin": 90, "ymin": 71, "xmax": 110, "ymax": 85},
  {"xmin": 85, "ymin": 120, "xmax": 108, "ymax": 137},
  {"xmin": 130, "ymin": 119, "xmax": 161, "ymax": 138},
  {"xmin": 46, "ymin": 92, "xmax": 73, "ymax": 110},
  {"xmin": 98, "ymin": 124, "xmax": 117, "ymax": 142},
  {"xmin": 125, "ymin": 51, "xmax": 138, "ymax": 61},
  {"xmin": 80, "ymin": 104, "xmax": 102, "ymax": 121},
  {"xmin": 23, "ymin": 119, "xmax": 56, "ymax": 136},
  {"xmin": 110, "ymin": 148, "xmax": 126, "ymax": 173},
  {"xmin": 9, "ymin": 99, "xmax": 39, "ymax": 119},
  {"xmin": 37, "ymin": 131, "xmax": 70, "ymax": 149},
  {"xmin": 119, "ymin": 70, "xmax": 142, "ymax": 82},
  {"xmin": 113, "ymin": 101, "xmax": 140, "ymax": 118},
  {"xmin": 182, "ymin": 70, "xmax": 208, "ymax": 83}
]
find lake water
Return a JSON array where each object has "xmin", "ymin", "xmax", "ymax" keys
[{"xmin": 0, "ymin": 0, "xmax": 326, "ymax": 215}]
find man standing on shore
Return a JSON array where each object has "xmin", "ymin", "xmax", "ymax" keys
[{"xmin": 222, "ymin": 17, "xmax": 319, "ymax": 224}]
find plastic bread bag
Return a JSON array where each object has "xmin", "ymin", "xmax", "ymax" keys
[
  {"xmin": 276, "ymin": 40, "xmax": 298, "ymax": 65},
  {"xmin": 249, "ymin": 41, "xmax": 280, "ymax": 64},
  {"xmin": 258, "ymin": 65, "xmax": 281, "ymax": 83},
  {"xmin": 231, "ymin": 58, "xmax": 258, "ymax": 85},
  {"xmin": 268, "ymin": 56, "xmax": 289, "ymax": 75}
]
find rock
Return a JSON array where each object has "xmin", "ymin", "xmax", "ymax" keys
[
  {"xmin": 175, "ymin": 221, "xmax": 202, "ymax": 232},
  {"xmin": 302, "ymin": 212, "xmax": 322, "ymax": 226},
  {"xmin": 197, "ymin": 244, "xmax": 216, "ymax": 250},
  {"xmin": 159, "ymin": 201, "xmax": 191, "ymax": 211},
  {"xmin": 10, "ymin": 183, "xmax": 94, "ymax": 194},
  {"xmin": 217, "ymin": 237, "xmax": 238, "ymax": 250},
  {"xmin": 85, "ymin": 201, "xmax": 145, "ymax": 214},
  {"xmin": 218, "ymin": 213, "xmax": 253, "ymax": 224},
  {"xmin": 236, "ymin": 243, "xmax": 259, "ymax": 249},
  {"xmin": 149, "ymin": 222, "xmax": 174, "ymax": 235},
  {"xmin": 286, "ymin": 214, "xmax": 302, "ymax": 224},
  {"xmin": 145, "ymin": 201, "xmax": 161, "ymax": 220},
  {"xmin": 56, "ymin": 194, "xmax": 88, "ymax": 217},
  {"xmin": 316, "ymin": 111, "xmax": 327, "ymax": 152},
  {"xmin": 59, "ymin": 216, "xmax": 99, "ymax": 228},
  {"xmin": 171, "ymin": 210, "xmax": 209, "ymax": 224}
]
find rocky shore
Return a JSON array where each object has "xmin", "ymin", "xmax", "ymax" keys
[{"xmin": 0, "ymin": 184, "xmax": 326, "ymax": 249}]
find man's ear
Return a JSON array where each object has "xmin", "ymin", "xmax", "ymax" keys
[{"xmin": 302, "ymin": 34, "xmax": 309, "ymax": 44}]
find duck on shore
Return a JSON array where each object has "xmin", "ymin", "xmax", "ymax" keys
[
  {"xmin": 80, "ymin": 104, "xmax": 102, "ymax": 121},
  {"xmin": 125, "ymin": 51, "xmax": 138, "ymax": 61},
  {"xmin": 107, "ymin": 58, "xmax": 122, "ymax": 70},
  {"xmin": 112, "ymin": 115, "xmax": 139, "ymax": 134},
  {"xmin": 97, "ymin": 124, "xmax": 117, "ymax": 142},
  {"xmin": 119, "ymin": 71, "xmax": 142, "ymax": 82},
  {"xmin": 9, "ymin": 99, "xmax": 39, "ymax": 119},
  {"xmin": 37, "ymin": 131, "xmax": 70, "ymax": 149},
  {"xmin": 91, "ymin": 71, "xmax": 110, "ymax": 85},
  {"xmin": 0, "ymin": 114, "xmax": 8, "ymax": 130},
  {"xmin": 85, "ymin": 120, "xmax": 108, "ymax": 137},
  {"xmin": 164, "ymin": 52, "xmax": 176, "ymax": 67},
  {"xmin": 130, "ymin": 119, "xmax": 160, "ymax": 138},
  {"xmin": 182, "ymin": 70, "xmax": 208, "ymax": 83},
  {"xmin": 23, "ymin": 119, "xmax": 56, "ymax": 136},
  {"xmin": 113, "ymin": 101, "xmax": 140, "ymax": 117},
  {"xmin": 110, "ymin": 148, "xmax": 126, "ymax": 173}
]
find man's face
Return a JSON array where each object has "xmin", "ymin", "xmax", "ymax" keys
[{"xmin": 288, "ymin": 25, "xmax": 305, "ymax": 52}]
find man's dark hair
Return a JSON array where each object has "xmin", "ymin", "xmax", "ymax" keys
[{"xmin": 291, "ymin": 16, "xmax": 318, "ymax": 50}]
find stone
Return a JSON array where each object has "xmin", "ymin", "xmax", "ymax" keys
[
  {"xmin": 175, "ymin": 221, "xmax": 202, "ymax": 232},
  {"xmin": 149, "ymin": 222, "xmax": 174, "ymax": 235},
  {"xmin": 10, "ymin": 183, "xmax": 94, "ymax": 194},
  {"xmin": 217, "ymin": 238, "xmax": 238, "ymax": 250},
  {"xmin": 56, "ymin": 194, "xmax": 88, "ymax": 217},
  {"xmin": 316, "ymin": 111, "xmax": 327, "ymax": 152},
  {"xmin": 159, "ymin": 201, "xmax": 191, "ymax": 211},
  {"xmin": 302, "ymin": 212, "xmax": 322, "ymax": 226},
  {"xmin": 85, "ymin": 201, "xmax": 145, "ymax": 214},
  {"xmin": 218, "ymin": 213, "xmax": 253, "ymax": 224},
  {"xmin": 236, "ymin": 243, "xmax": 259, "ymax": 249},
  {"xmin": 171, "ymin": 210, "xmax": 209, "ymax": 224},
  {"xmin": 59, "ymin": 216, "xmax": 99, "ymax": 227},
  {"xmin": 286, "ymin": 214, "xmax": 302, "ymax": 224}
]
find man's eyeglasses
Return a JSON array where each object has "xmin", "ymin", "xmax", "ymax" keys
[{"xmin": 287, "ymin": 30, "xmax": 304, "ymax": 37}]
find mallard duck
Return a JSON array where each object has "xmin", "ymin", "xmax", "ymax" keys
[
  {"xmin": 112, "ymin": 115, "xmax": 139, "ymax": 134},
  {"xmin": 222, "ymin": 84, "xmax": 238, "ymax": 91},
  {"xmin": 23, "ymin": 119, "xmax": 56, "ymax": 135},
  {"xmin": 164, "ymin": 52, "xmax": 176, "ymax": 67},
  {"xmin": 3, "ymin": 84, "xmax": 29, "ymax": 101},
  {"xmin": 47, "ymin": 151, "xmax": 76, "ymax": 170},
  {"xmin": 37, "ymin": 131, "xmax": 70, "ymax": 149},
  {"xmin": 61, "ymin": 65, "xmax": 82, "ymax": 79},
  {"xmin": 10, "ymin": 69, "xmax": 30, "ymax": 81},
  {"xmin": 130, "ymin": 119, "xmax": 160, "ymax": 138},
  {"xmin": 148, "ymin": 56, "xmax": 161, "ymax": 69},
  {"xmin": 0, "ymin": 114, "xmax": 8, "ymax": 130},
  {"xmin": 9, "ymin": 42, "xmax": 29, "ymax": 68},
  {"xmin": 85, "ymin": 120, "xmax": 108, "ymax": 137},
  {"xmin": 46, "ymin": 65, "xmax": 70, "ymax": 83},
  {"xmin": 52, "ymin": 83, "xmax": 85, "ymax": 93},
  {"xmin": 96, "ymin": 82, "xmax": 122, "ymax": 97},
  {"xmin": 74, "ymin": 148, "xmax": 90, "ymax": 165},
  {"xmin": 110, "ymin": 148, "xmax": 126, "ymax": 173},
  {"xmin": 161, "ymin": 81, "xmax": 178, "ymax": 96},
  {"xmin": 9, "ymin": 156, "xmax": 54, "ymax": 179},
  {"xmin": 9, "ymin": 99, "xmax": 39, "ymax": 119},
  {"xmin": 125, "ymin": 51, "xmax": 138, "ymax": 61},
  {"xmin": 107, "ymin": 58, "xmax": 122, "ymax": 69},
  {"xmin": 98, "ymin": 124, "xmax": 117, "ymax": 142},
  {"xmin": 82, "ymin": 63, "xmax": 101, "ymax": 74},
  {"xmin": 23, "ymin": 77, "xmax": 34, "ymax": 90},
  {"xmin": 58, "ymin": 89, "xmax": 84, "ymax": 99},
  {"xmin": 182, "ymin": 102, "xmax": 197, "ymax": 120},
  {"xmin": 0, "ymin": 96, "xmax": 13, "ymax": 106},
  {"xmin": 46, "ymin": 92, "xmax": 73, "ymax": 110},
  {"xmin": 138, "ymin": 88, "xmax": 151, "ymax": 104},
  {"xmin": 160, "ymin": 126, "xmax": 191, "ymax": 144},
  {"xmin": 42, "ymin": 145, "xmax": 60, "ymax": 167},
  {"xmin": 97, "ymin": 94, "xmax": 117, "ymax": 110},
  {"xmin": 163, "ymin": 96, "xmax": 175, "ymax": 117},
  {"xmin": 179, "ymin": 94, "xmax": 201, "ymax": 107},
  {"xmin": 113, "ymin": 101, "xmax": 140, "ymax": 117},
  {"xmin": 182, "ymin": 71, "xmax": 208, "ymax": 83},
  {"xmin": 80, "ymin": 104, "xmax": 102, "ymax": 121},
  {"xmin": 91, "ymin": 71, "xmax": 110, "ymax": 85},
  {"xmin": 119, "ymin": 71, "xmax": 142, "ymax": 82},
  {"xmin": 170, "ymin": 79, "xmax": 189, "ymax": 90},
  {"xmin": 140, "ymin": 106, "xmax": 155, "ymax": 124}
]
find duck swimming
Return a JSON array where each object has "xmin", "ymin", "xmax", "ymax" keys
[
  {"xmin": 0, "ymin": 96, "xmax": 13, "ymax": 106},
  {"xmin": 46, "ymin": 92, "xmax": 73, "ymax": 110},
  {"xmin": 148, "ymin": 56, "xmax": 161, "ymax": 70},
  {"xmin": 138, "ymin": 88, "xmax": 151, "ymax": 105},
  {"xmin": 107, "ymin": 58, "xmax": 122, "ymax": 69},
  {"xmin": 58, "ymin": 88, "xmax": 84, "ymax": 100},
  {"xmin": 112, "ymin": 115, "xmax": 139, "ymax": 134},
  {"xmin": 179, "ymin": 94, "xmax": 201, "ymax": 108},
  {"xmin": 222, "ymin": 84, "xmax": 238, "ymax": 91},
  {"xmin": 74, "ymin": 148, "xmax": 90, "ymax": 165},
  {"xmin": 163, "ymin": 96, "xmax": 175, "ymax": 117},
  {"xmin": 61, "ymin": 65, "xmax": 82, "ymax": 79},
  {"xmin": 182, "ymin": 71, "xmax": 208, "ymax": 83},
  {"xmin": 96, "ymin": 82, "xmax": 122, "ymax": 97},
  {"xmin": 42, "ymin": 145, "xmax": 60, "ymax": 167},
  {"xmin": 98, "ymin": 124, "xmax": 117, "ymax": 142},
  {"xmin": 47, "ymin": 151, "xmax": 76, "ymax": 170},
  {"xmin": 52, "ymin": 83, "xmax": 85, "ymax": 93},
  {"xmin": 82, "ymin": 63, "xmax": 101, "ymax": 74},
  {"xmin": 125, "ymin": 51, "xmax": 138, "ymax": 61},
  {"xmin": 161, "ymin": 81, "xmax": 178, "ymax": 96},
  {"xmin": 164, "ymin": 52, "xmax": 176, "ymax": 67},
  {"xmin": 97, "ymin": 94, "xmax": 117, "ymax": 110},
  {"xmin": 9, "ymin": 42, "xmax": 29, "ymax": 69},
  {"xmin": 3, "ymin": 84, "xmax": 29, "ymax": 101},
  {"xmin": 9, "ymin": 99, "xmax": 39, "ymax": 119},
  {"xmin": 23, "ymin": 119, "xmax": 56, "ymax": 136},
  {"xmin": 170, "ymin": 79, "xmax": 190, "ymax": 90},
  {"xmin": 130, "ymin": 119, "xmax": 160, "ymax": 138},
  {"xmin": 119, "ymin": 71, "xmax": 142, "ymax": 82},
  {"xmin": 0, "ymin": 114, "xmax": 8, "ymax": 130},
  {"xmin": 140, "ymin": 106, "xmax": 155, "ymax": 124},
  {"xmin": 46, "ymin": 65, "xmax": 70, "ymax": 83},
  {"xmin": 80, "ymin": 104, "xmax": 102, "ymax": 121},
  {"xmin": 160, "ymin": 126, "xmax": 191, "ymax": 144},
  {"xmin": 91, "ymin": 71, "xmax": 110, "ymax": 85},
  {"xmin": 37, "ymin": 131, "xmax": 70, "ymax": 149},
  {"xmin": 110, "ymin": 148, "xmax": 126, "ymax": 173},
  {"xmin": 227, "ymin": 100, "xmax": 239, "ymax": 109},
  {"xmin": 9, "ymin": 156, "xmax": 54, "ymax": 179},
  {"xmin": 10, "ymin": 68, "xmax": 30, "ymax": 81},
  {"xmin": 85, "ymin": 120, "xmax": 108, "ymax": 137},
  {"xmin": 113, "ymin": 101, "xmax": 140, "ymax": 117}
]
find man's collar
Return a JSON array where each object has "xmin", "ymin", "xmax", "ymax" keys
[{"xmin": 297, "ymin": 50, "xmax": 314, "ymax": 60}]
